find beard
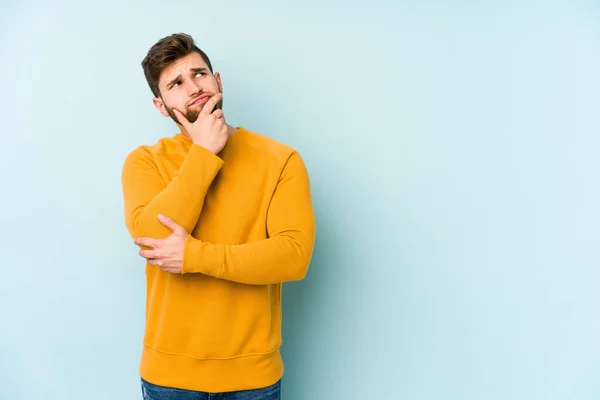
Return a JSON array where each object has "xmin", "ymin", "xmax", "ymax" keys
[{"xmin": 164, "ymin": 90, "xmax": 223, "ymax": 125}]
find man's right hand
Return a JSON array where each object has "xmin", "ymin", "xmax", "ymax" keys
[{"xmin": 173, "ymin": 93, "xmax": 228, "ymax": 154}]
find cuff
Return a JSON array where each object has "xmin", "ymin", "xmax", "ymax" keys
[
  {"xmin": 182, "ymin": 235, "xmax": 224, "ymax": 277},
  {"xmin": 178, "ymin": 144, "xmax": 224, "ymax": 188}
]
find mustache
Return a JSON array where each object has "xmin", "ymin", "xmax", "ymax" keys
[
  {"xmin": 188, "ymin": 95, "xmax": 205, "ymax": 107},
  {"xmin": 188, "ymin": 92, "xmax": 218, "ymax": 107}
]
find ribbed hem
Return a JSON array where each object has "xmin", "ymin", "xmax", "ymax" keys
[{"xmin": 139, "ymin": 345, "xmax": 284, "ymax": 393}]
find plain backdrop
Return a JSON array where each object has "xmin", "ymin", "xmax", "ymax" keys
[{"xmin": 1, "ymin": 1, "xmax": 600, "ymax": 399}]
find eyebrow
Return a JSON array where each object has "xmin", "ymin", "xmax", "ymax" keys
[{"xmin": 166, "ymin": 67, "xmax": 210, "ymax": 89}]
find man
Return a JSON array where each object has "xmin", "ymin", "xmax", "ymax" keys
[{"xmin": 121, "ymin": 33, "xmax": 316, "ymax": 399}]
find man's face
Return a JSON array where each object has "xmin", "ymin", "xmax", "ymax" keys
[{"xmin": 152, "ymin": 52, "xmax": 223, "ymax": 125}]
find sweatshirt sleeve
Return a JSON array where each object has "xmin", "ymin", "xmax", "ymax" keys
[
  {"xmin": 121, "ymin": 144, "xmax": 224, "ymax": 240},
  {"xmin": 181, "ymin": 151, "xmax": 316, "ymax": 285}
]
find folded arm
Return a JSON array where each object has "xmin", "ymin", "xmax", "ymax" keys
[
  {"xmin": 121, "ymin": 144, "xmax": 224, "ymax": 240},
  {"xmin": 182, "ymin": 152, "xmax": 316, "ymax": 285}
]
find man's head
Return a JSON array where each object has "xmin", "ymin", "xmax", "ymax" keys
[{"xmin": 141, "ymin": 33, "xmax": 223, "ymax": 125}]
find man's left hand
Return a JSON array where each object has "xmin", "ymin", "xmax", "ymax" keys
[{"xmin": 134, "ymin": 214, "xmax": 188, "ymax": 274}]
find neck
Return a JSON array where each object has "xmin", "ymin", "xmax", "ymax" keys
[
  {"xmin": 180, "ymin": 124, "xmax": 238, "ymax": 140},
  {"xmin": 226, "ymin": 125, "xmax": 239, "ymax": 137}
]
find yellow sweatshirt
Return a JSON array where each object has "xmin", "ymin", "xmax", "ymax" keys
[{"xmin": 120, "ymin": 127, "xmax": 316, "ymax": 392}]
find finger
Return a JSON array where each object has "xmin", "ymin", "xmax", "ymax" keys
[
  {"xmin": 158, "ymin": 214, "xmax": 185, "ymax": 233},
  {"xmin": 161, "ymin": 263, "xmax": 180, "ymax": 273},
  {"xmin": 212, "ymin": 109, "xmax": 224, "ymax": 119},
  {"xmin": 139, "ymin": 249, "xmax": 159, "ymax": 259},
  {"xmin": 172, "ymin": 108, "xmax": 190, "ymax": 128},
  {"xmin": 134, "ymin": 237, "xmax": 159, "ymax": 248},
  {"xmin": 199, "ymin": 93, "xmax": 222, "ymax": 116},
  {"xmin": 147, "ymin": 257, "xmax": 165, "ymax": 266}
]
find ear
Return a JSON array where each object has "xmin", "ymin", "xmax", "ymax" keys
[
  {"xmin": 214, "ymin": 72, "xmax": 223, "ymax": 93},
  {"xmin": 152, "ymin": 96, "xmax": 170, "ymax": 117}
]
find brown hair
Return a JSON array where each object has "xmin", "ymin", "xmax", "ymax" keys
[{"xmin": 141, "ymin": 33, "xmax": 213, "ymax": 98}]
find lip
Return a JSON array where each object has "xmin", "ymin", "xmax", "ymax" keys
[{"xmin": 191, "ymin": 94, "xmax": 209, "ymax": 105}]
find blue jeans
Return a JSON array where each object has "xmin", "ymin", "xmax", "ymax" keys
[{"xmin": 141, "ymin": 378, "xmax": 281, "ymax": 400}]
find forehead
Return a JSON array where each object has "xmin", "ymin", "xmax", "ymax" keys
[{"xmin": 159, "ymin": 52, "xmax": 209, "ymax": 86}]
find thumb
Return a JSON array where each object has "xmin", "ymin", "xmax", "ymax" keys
[
  {"xmin": 172, "ymin": 108, "xmax": 189, "ymax": 128},
  {"xmin": 158, "ymin": 214, "xmax": 184, "ymax": 233}
]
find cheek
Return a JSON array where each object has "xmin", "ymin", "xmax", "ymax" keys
[{"xmin": 162, "ymin": 95, "xmax": 186, "ymax": 111}]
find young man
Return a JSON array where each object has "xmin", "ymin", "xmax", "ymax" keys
[{"xmin": 121, "ymin": 33, "xmax": 316, "ymax": 399}]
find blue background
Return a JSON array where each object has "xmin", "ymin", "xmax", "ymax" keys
[{"xmin": 1, "ymin": 1, "xmax": 599, "ymax": 399}]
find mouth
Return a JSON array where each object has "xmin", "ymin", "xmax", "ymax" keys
[{"xmin": 190, "ymin": 94, "xmax": 210, "ymax": 106}]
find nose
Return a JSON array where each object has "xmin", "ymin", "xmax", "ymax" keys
[{"xmin": 186, "ymin": 79, "xmax": 201, "ymax": 96}]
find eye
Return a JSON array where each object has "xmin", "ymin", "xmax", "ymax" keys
[{"xmin": 195, "ymin": 72, "xmax": 205, "ymax": 77}]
